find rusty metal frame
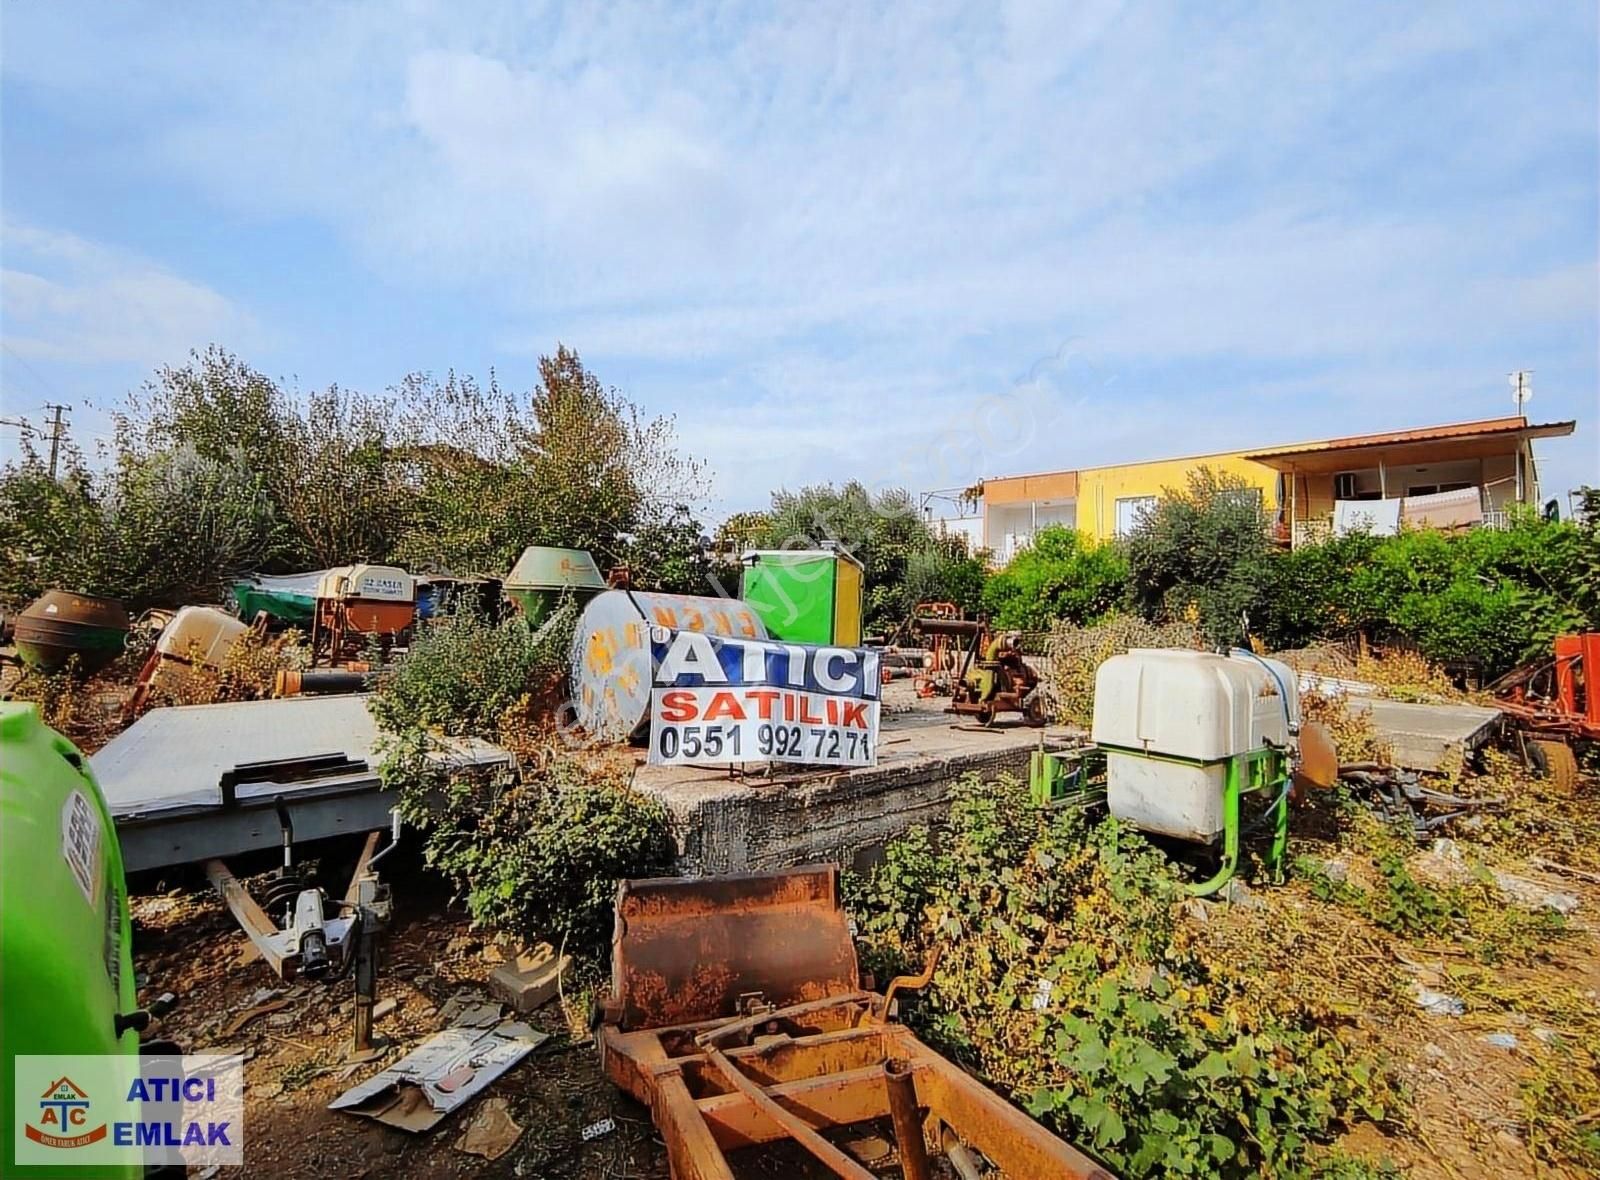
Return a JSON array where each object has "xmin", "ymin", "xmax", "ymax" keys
[{"xmin": 599, "ymin": 865, "xmax": 1114, "ymax": 1179}]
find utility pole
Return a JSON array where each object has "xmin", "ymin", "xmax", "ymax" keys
[{"xmin": 42, "ymin": 403, "xmax": 69, "ymax": 478}]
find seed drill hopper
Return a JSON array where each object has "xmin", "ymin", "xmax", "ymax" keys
[{"xmin": 597, "ymin": 865, "xmax": 1112, "ymax": 1180}]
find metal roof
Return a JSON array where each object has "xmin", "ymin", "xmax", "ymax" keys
[{"xmin": 1243, "ymin": 416, "xmax": 1575, "ymax": 462}]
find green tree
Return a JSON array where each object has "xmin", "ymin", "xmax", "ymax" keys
[
  {"xmin": 0, "ymin": 446, "xmax": 111, "ymax": 604},
  {"xmin": 982, "ymin": 526, "xmax": 1128, "ymax": 629},
  {"xmin": 1124, "ymin": 468, "xmax": 1274, "ymax": 647},
  {"xmin": 759, "ymin": 481, "xmax": 931, "ymax": 631}
]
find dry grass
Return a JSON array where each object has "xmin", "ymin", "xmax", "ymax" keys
[{"xmin": 1044, "ymin": 613, "xmax": 1203, "ymax": 726}]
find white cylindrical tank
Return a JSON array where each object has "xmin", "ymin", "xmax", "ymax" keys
[
  {"xmin": 1091, "ymin": 649, "xmax": 1297, "ymax": 841},
  {"xmin": 570, "ymin": 591, "xmax": 767, "ymax": 742}
]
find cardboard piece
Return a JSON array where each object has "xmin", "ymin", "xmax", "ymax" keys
[
  {"xmin": 457, "ymin": 1097, "xmax": 523, "ymax": 1160},
  {"xmin": 329, "ymin": 1022, "xmax": 548, "ymax": 1133}
]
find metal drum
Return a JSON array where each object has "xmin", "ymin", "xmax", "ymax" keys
[
  {"xmin": 14, "ymin": 590, "xmax": 130, "ymax": 675},
  {"xmin": 570, "ymin": 590, "xmax": 766, "ymax": 742}
]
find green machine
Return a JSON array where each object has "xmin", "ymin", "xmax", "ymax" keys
[
  {"xmin": 504, "ymin": 546, "xmax": 607, "ymax": 625},
  {"xmin": 1, "ymin": 703, "xmax": 143, "ymax": 1179},
  {"xmin": 739, "ymin": 549, "xmax": 864, "ymax": 647}
]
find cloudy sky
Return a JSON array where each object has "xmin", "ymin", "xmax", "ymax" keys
[{"xmin": 2, "ymin": 2, "xmax": 1595, "ymax": 518}]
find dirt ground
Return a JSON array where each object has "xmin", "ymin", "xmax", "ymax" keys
[
  {"xmin": 132, "ymin": 854, "xmax": 959, "ymax": 1180},
  {"xmin": 130, "ymin": 813, "xmax": 1600, "ymax": 1180}
]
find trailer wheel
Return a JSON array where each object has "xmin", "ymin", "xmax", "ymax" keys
[{"xmin": 1529, "ymin": 739, "xmax": 1580, "ymax": 793}]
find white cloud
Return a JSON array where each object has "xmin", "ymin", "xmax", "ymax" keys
[
  {"xmin": 0, "ymin": 221, "xmax": 258, "ymax": 367},
  {"xmin": 1, "ymin": 1, "xmax": 1594, "ymax": 505}
]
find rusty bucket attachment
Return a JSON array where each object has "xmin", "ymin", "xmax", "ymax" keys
[
  {"xmin": 598, "ymin": 864, "xmax": 1115, "ymax": 1180},
  {"xmin": 607, "ymin": 865, "xmax": 861, "ymax": 1032}
]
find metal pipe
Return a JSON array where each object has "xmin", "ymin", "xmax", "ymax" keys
[
  {"xmin": 942, "ymin": 1127, "xmax": 985, "ymax": 1180},
  {"xmin": 274, "ymin": 667, "xmax": 369, "ymax": 697},
  {"xmin": 884, "ymin": 1057, "xmax": 932, "ymax": 1180}
]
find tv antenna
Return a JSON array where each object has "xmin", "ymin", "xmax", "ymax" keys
[{"xmin": 1509, "ymin": 370, "xmax": 1533, "ymax": 412}]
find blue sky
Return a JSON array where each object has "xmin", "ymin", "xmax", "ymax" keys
[{"xmin": 2, "ymin": 1, "xmax": 1596, "ymax": 519}]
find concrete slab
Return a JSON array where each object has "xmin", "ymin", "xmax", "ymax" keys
[
  {"xmin": 1346, "ymin": 696, "xmax": 1504, "ymax": 772},
  {"xmin": 631, "ymin": 682, "xmax": 1079, "ymax": 873}
]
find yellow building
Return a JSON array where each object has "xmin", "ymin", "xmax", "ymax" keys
[{"xmin": 973, "ymin": 415, "xmax": 1575, "ymax": 561}]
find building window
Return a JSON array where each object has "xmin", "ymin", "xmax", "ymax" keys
[{"xmin": 1114, "ymin": 495, "xmax": 1158, "ymax": 537}]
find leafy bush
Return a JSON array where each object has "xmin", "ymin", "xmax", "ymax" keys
[
  {"xmin": 1124, "ymin": 468, "xmax": 1275, "ymax": 647},
  {"xmin": 1255, "ymin": 511, "xmax": 1594, "ymax": 676},
  {"xmin": 394, "ymin": 757, "xmax": 672, "ymax": 950},
  {"xmin": 982, "ymin": 526, "xmax": 1129, "ymax": 629},
  {"xmin": 1044, "ymin": 614, "xmax": 1202, "ymax": 726},
  {"xmin": 373, "ymin": 603, "xmax": 672, "ymax": 952},
  {"xmin": 903, "ymin": 535, "xmax": 988, "ymax": 616},
  {"xmin": 851, "ymin": 776, "xmax": 1396, "ymax": 1179}
]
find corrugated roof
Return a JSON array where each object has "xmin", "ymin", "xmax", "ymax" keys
[{"xmin": 1244, "ymin": 416, "xmax": 1575, "ymax": 461}]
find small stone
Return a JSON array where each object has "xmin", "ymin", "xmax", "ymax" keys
[
  {"xmin": 150, "ymin": 992, "xmax": 178, "ymax": 1016},
  {"xmin": 1218, "ymin": 878, "xmax": 1264, "ymax": 909},
  {"xmin": 373, "ymin": 998, "xmax": 399, "ymax": 1021},
  {"xmin": 307, "ymin": 1023, "xmax": 326, "ymax": 1037},
  {"xmin": 1482, "ymin": 1032, "xmax": 1518, "ymax": 1049},
  {"xmin": 1413, "ymin": 985, "xmax": 1465, "ymax": 1017},
  {"xmin": 1532, "ymin": 1027, "xmax": 1560, "ymax": 1045},
  {"xmin": 254, "ymin": 1081, "xmax": 283, "ymax": 1099},
  {"xmin": 266, "ymin": 1012, "xmax": 297, "ymax": 1029},
  {"xmin": 1494, "ymin": 1129, "xmax": 1524, "ymax": 1151}
]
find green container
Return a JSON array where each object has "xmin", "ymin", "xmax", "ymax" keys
[
  {"xmin": 739, "ymin": 550, "xmax": 865, "ymax": 646},
  {"xmin": 1, "ymin": 704, "xmax": 140, "ymax": 1179},
  {"xmin": 504, "ymin": 547, "xmax": 606, "ymax": 624}
]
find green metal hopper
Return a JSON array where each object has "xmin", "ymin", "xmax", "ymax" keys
[{"xmin": 504, "ymin": 547, "xmax": 606, "ymax": 624}]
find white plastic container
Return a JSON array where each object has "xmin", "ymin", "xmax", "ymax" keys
[
  {"xmin": 148, "ymin": 606, "xmax": 251, "ymax": 700},
  {"xmin": 1092, "ymin": 649, "xmax": 1297, "ymax": 841},
  {"xmin": 571, "ymin": 591, "xmax": 767, "ymax": 742},
  {"xmin": 155, "ymin": 606, "xmax": 249, "ymax": 667}
]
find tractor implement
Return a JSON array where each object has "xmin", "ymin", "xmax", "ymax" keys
[{"xmin": 597, "ymin": 864, "xmax": 1113, "ymax": 1179}]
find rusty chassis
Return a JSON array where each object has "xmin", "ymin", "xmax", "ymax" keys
[{"xmin": 597, "ymin": 865, "xmax": 1112, "ymax": 1179}]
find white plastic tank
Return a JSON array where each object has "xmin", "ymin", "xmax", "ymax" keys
[
  {"xmin": 571, "ymin": 591, "xmax": 767, "ymax": 742},
  {"xmin": 1091, "ymin": 649, "xmax": 1297, "ymax": 841},
  {"xmin": 148, "ymin": 606, "xmax": 251, "ymax": 699},
  {"xmin": 155, "ymin": 606, "xmax": 249, "ymax": 667}
]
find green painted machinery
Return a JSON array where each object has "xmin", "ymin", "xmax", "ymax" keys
[
  {"xmin": 739, "ymin": 549, "xmax": 864, "ymax": 646},
  {"xmin": 1, "ymin": 703, "xmax": 142, "ymax": 1179}
]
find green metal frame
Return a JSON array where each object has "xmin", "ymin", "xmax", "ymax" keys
[{"xmin": 1029, "ymin": 744, "xmax": 1290, "ymax": 898}]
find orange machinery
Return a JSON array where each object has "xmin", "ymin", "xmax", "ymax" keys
[
  {"xmin": 597, "ymin": 865, "xmax": 1112, "ymax": 1180},
  {"xmin": 309, "ymin": 564, "xmax": 416, "ymax": 667},
  {"xmin": 1491, "ymin": 633, "xmax": 1598, "ymax": 790}
]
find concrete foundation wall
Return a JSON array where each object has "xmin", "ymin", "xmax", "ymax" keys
[{"xmin": 658, "ymin": 744, "xmax": 1034, "ymax": 875}]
